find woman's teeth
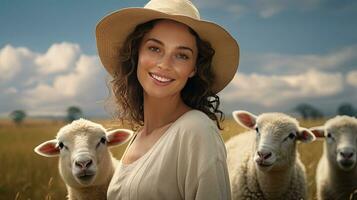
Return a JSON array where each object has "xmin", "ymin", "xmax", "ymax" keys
[{"xmin": 150, "ymin": 73, "xmax": 173, "ymax": 83}]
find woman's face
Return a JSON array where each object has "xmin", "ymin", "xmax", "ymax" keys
[{"xmin": 137, "ymin": 20, "xmax": 197, "ymax": 99}]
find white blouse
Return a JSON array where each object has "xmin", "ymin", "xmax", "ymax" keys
[{"xmin": 107, "ymin": 110, "xmax": 231, "ymax": 200}]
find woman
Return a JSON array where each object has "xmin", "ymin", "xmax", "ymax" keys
[{"xmin": 96, "ymin": 0, "xmax": 239, "ymax": 199}]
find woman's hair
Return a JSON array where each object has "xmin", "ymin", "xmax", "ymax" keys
[{"xmin": 109, "ymin": 19, "xmax": 224, "ymax": 129}]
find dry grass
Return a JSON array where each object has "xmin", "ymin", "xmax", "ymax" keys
[{"xmin": 0, "ymin": 118, "xmax": 325, "ymax": 199}]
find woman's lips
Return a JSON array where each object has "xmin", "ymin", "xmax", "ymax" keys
[{"xmin": 149, "ymin": 72, "xmax": 174, "ymax": 84}]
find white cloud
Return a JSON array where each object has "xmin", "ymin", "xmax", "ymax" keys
[
  {"xmin": 346, "ymin": 70, "xmax": 357, "ymax": 87},
  {"xmin": 219, "ymin": 44, "xmax": 357, "ymax": 114},
  {"xmin": 26, "ymin": 55, "xmax": 104, "ymax": 100},
  {"xmin": 222, "ymin": 69, "xmax": 344, "ymax": 107},
  {"xmin": 35, "ymin": 42, "xmax": 80, "ymax": 74},
  {"xmin": 0, "ymin": 43, "xmax": 108, "ymax": 117},
  {"xmin": 1, "ymin": 42, "xmax": 355, "ymax": 117},
  {"xmin": 243, "ymin": 45, "xmax": 357, "ymax": 74},
  {"xmin": 23, "ymin": 54, "xmax": 105, "ymax": 108},
  {"xmin": 0, "ymin": 45, "xmax": 35, "ymax": 82}
]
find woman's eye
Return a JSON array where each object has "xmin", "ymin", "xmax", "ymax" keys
[
  {"xmin": 176, "ymin": 53, "xmax": 189, "ymax": 60},
  {"xmin": 148, "ymin": 46, "xmax": 160, "ymax": 53}
]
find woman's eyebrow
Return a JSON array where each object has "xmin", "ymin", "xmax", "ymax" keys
[
  {"xmin": 177, "ymin": 46, "xmax": 193, "ymax": 54},
  {"xmin": 146, "ymin": 38, "xmax": 163, "ymax": 45},
  {"xmin": 146, "ymin": 38, "xmax": 194, "ymax": 54}
]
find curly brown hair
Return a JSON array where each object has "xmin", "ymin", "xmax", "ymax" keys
[{"xmin": 108, "ymin": 19, "xmax": 224, "ymax": 129}]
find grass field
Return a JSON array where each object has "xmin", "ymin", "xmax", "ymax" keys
[{"xmin": 0, "ymin": 118, "xmax": 325, "ymax": 200}]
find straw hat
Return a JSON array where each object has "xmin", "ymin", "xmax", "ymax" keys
[{"xmin": 96, "ymin": 0, "xmax": 239, "ymax": 93}]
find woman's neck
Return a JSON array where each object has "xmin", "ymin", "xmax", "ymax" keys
[{"xmin": 142, "ymin": 93, "xmax": 190, "ymax": 135}]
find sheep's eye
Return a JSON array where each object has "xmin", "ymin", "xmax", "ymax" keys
[
  {"xmin": 288, "ymin": 133, "xmax": 296, "ymax": 139},
  {"xmin": 327, "ymin": 133, "xmax": 334, "ymax": 140},
  {"xmin": 255, "ymin": 127, "xmax": 261, "ymax": 138},
  {"xmin": 100, "ymin": 137, "xmax": 106, "ymax": 144},
  {"xmin": 58, "ymin": 142, "xmax": 64, "ymax": 149},
  {"xmin": 97, "ymin": 137, "xmax": 107, "ymax": 148}
]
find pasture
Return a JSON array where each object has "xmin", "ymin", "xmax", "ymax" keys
[{"xmin": 0, "ymin": 118, "xmax": 324, "ymax": 200}]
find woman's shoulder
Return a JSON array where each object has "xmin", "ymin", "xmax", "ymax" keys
[
  {"xmin": 169, "ymin": 110, "xmax": 227, "ymax": 163},
  {"xmin": 174, "ymin": 109, "xmax": 217, "ymax": 130},
  {"xmin": 171, "ymin": 109, "xmax": 221, "ymax": 143}
]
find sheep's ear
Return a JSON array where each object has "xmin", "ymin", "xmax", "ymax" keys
[
  {"xmin": 309, "ymin": 126, "xmax": 325, "ymax": 139},
  {"xmin": 107, "ymin": 129, "xmax": 133, "ymax": 147},
  {"xmin": 232, "ymin": 110, "xmax": 257, "ymax": 129},
  {"xmin": 297, "ymin": 128, "xmax": 316, "ymax": 143},
  {"xmin": 34, "ymin": 139, "xmax": 59, "ymax": 157}
]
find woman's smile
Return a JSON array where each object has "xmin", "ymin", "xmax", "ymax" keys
[{"xmin": 149, "ymin": 72, "xmax": 175, "ymax": 85}]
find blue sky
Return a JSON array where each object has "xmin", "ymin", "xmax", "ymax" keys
[{"xmin": 0, "ymin": 0, "xmax": 356, "ymax": 118}]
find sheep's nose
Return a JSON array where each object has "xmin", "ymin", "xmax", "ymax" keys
[
  {"xmin": 75, "ymin": 159, "xmax": 93, "ymax": 170},
  {"xmin": 340, "ymin": 151, "xmax": 354, "ymax": 159},
  {"xmin": 257, "ymin": 150, "xmax": 272, "ymax": 160}
]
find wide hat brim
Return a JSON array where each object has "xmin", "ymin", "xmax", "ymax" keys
[{"xmin": 96, "ymin": 7, "xmax": 239, "ymax": 93}]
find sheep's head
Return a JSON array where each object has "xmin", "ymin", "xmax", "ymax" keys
[
  {"xmin": 34, "ymin": 119, "xmax": 133, "ymax": 187},
  {"xmin": 311, "ymin": 116, "xmax": 357, "ymax": 171},
  {"xmin": 233, "ymin": 110, "xmax": 315, "ymax": 172}
]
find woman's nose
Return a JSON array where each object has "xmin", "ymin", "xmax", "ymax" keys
[{"xmin": 157, "ymin": 55, "xmax": 172, "ymax": 70}]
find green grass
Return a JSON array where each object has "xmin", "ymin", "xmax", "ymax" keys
[{"xmin": 0, "ymin": 118, "xmax": 325, "ymax": 199}]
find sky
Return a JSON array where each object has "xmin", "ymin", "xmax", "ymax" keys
[{"xmin": 0, "ymin": 0, "xmax": 356, "ymax": 118}]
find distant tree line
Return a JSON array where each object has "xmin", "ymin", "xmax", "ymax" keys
[
  {"xmin": 7, "ymin": 103, "xmax": 356, "ymax": 125},
  {"xmin": 9, "ymin": 106, "xmax": 83, "ymax": 125},
  {"xmin": 294, "ymin": 102, "xmax": 356, "ymax": 120}
]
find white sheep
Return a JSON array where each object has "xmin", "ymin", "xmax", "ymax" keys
[
  {"xmin": 310, "ymin": 115, "xmax": 357, "ymax": 200},
  {"xmin": 226, "ymin": 110, "xmax": 315, "ymax": 200},
  {"xmin": 34, "ymin": 119, "xmax": 133, "ymax": 200}
]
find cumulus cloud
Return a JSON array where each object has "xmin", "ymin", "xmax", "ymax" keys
[
  {"xmin": 0, "ymin": 45, "xmax": 36, "ymax": 82},
  {"xmin": 0, "ymin": 42, "xmax": 355, "ymax": 117},
  {"xmin": 35, "ymin": 42, "xmax": 80, "ymax": 74},
  {"xmin": 221, "ymin": 69, "xmax": 344, "ymax": 107},
  {"xmin": 23, "ymin": 55, "xmax": 103, "ymax": 106},
  {"xmin": 242, "ymin": 45, "xmax": 357, "ymax": 74},
  {"xmin": 219, "ymin": 45, "xmax": 357, "ymax": 114},
  {"xmin": 0, "ymin": 43, "xmax": 108, "ymax": 117}
]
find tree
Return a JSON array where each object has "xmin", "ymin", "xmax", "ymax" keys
[
  {"xmin": 337, "ymin": 103, "xmax": 356, "ymax": 116},
  {"xmin": 66, "ymin": 106, "xmax": 83, "ymax": 122},
  {"xmin": 9, "ymin": 110, "xmax": 26, "ymax": 125},
  {"xmin": 294, "ymin": 103, "xmax": 324, "ymax": 120}
]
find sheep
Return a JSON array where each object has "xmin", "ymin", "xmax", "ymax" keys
[
  {"xmin": 34, "ymin": 119, "xmax": 133, "ymax": 200},
  {"xmin": 310, "ymin": 115, "xmax": 357, "ymax": 200},
  {"xmin": 226, "ymin": 110, "xmax": 315, "ymax": 200}
]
